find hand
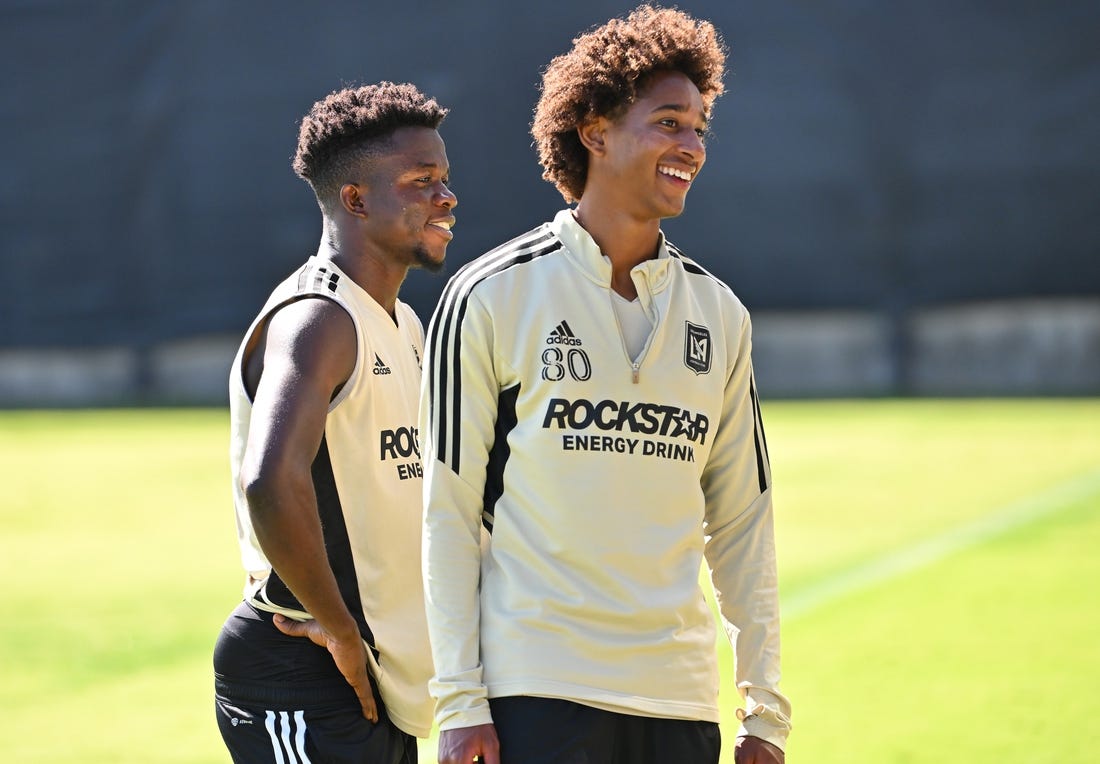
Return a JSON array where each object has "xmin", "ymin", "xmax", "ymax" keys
[
  {"xmin": 273, "ymin": 613, "xmax": 379, "ymax": 723},
  {"xmin": 734, "ymin": 735, "xmax": 784, "ymax": 763},
  {"xmin": 438, "ymin": 724, "xmax": 500, "ymax": 764}
]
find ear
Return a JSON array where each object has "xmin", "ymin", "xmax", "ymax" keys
[
  {"xmin": 339, "ymin": 183, "xmax": 368, "ymax": 219},
  {"xmin": 577, "ymin": 117, "xmax": 608, "ymax": 157}
]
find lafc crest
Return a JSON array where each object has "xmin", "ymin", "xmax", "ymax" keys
[{"xmin": 684, "ymin": 321, "xmax": 712, "ymax": 375}]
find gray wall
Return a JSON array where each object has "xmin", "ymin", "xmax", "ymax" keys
[{"xmin": 1, "ymin": 1, "xmax": 1098, "ymax": 401}]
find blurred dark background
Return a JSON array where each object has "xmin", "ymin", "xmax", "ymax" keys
[{"xmin": 1, "ymin": 0, "xmax": 1097, "ymax": 403}]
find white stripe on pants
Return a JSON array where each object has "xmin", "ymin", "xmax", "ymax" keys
[{"xmin": 264, "ymin": 709, "xmax": 311, "ymax": 763}]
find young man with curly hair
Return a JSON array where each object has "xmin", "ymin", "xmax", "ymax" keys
[
  {"xmin": 213, "ymin": 82, "xmax": 456, "ymax": 764},
  {"xmin": 420, "ymin": 6, "xmax": 791, "ymax": 764}
]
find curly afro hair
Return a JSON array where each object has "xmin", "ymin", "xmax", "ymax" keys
[
  {"xmin": 293, "ymin": 82, "xmax": 448, "ymax": 211},
  {"xmin": 531, "ymin": 4, "xmax": 727, "ymax": 203}
]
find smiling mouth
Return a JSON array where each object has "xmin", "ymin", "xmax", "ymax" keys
[
  {"xmin": 658, "ymin": 165, "xmax": 694, "ymax": 182},
  {"xmin": 428, "ymin": 218, "xmax": 455, "ymax": 236}
]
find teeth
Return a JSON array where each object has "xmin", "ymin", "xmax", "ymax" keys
[
  {"xmin": 659, "ymin": 166, "xmax": 692, "ymax": 181},
  {"xmin": 431, "ymin": 220, "xmax": 452, "ymax": 231}
]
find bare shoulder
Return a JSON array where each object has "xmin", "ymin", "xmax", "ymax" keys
[
  {"xmin": 267, "ymin": 294, "xmax": 354, "ymax": 347},
  {"xmin": 260, "ymin": 296, "xmax": 357, "ymax": 391}
]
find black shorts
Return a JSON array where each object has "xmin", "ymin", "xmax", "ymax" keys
[
  {"xmin": 214, "ymin": 693, "xmax": 416, "ymax": 764},
  {"xmin": 488, "ymin": 696, "xmax": 720, "ymax": 764},
  {"xmin": 213, "ymin": 601, "xmax": 416, "ymax": 764}
]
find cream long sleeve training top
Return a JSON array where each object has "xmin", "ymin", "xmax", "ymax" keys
[{"xmin": 420, "ymin": 210, "xmax": 792, "ymax": 749}]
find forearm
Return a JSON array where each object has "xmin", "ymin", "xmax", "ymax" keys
[
  {"xmin": 247, "ymin": 469, "xmax": 358, "ymax": 637},
  {"xmin": 706, "ymin": 489, "xmax": 789, "ymax": 746},
  {"xmin": 422, "ymin": 464, "xmax": 493, "ymax": 728}
]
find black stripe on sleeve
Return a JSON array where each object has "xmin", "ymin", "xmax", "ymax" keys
[
  {"xmin": 750, "ymin": 370, "xmax": 771, "ymax": 466},
  {"xmin": 749, "ymin": 374, "xmax": 770, "ymax": 494}
]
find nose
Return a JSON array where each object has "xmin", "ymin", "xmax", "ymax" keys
[
  {"xmin": 436, "ymin": 183, "xmax": 457, "ymax": 209},
  {"xmin": 682, "ymin": 129, "xmax": 706, "ymax": 166}
]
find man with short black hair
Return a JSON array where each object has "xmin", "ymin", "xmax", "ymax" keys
[{"xmin": 214, "ymin": 81, "xmax": 456, "ymax": 764}]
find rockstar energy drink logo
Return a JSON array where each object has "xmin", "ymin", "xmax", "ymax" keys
[
  {"xmin": 380, "ymin": 426, "xmax": 422, "ymax": 480},
  {"xmin": 542, "ymin": 397, "xmax": 709, "ymax": 462}
]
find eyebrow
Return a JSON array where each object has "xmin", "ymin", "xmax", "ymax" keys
[
  {"xmin": 651, "ymin": 103, "xmax": 708, "ymax": 125},
  {"xmin": 402, "ymin": 161, "xmax": 449, "ymax": 174}
]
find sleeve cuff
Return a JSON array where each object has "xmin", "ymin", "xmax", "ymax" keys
[
  {"xmin": 735, "ymin": 683, "xmax": 792, "ymax": 751},
  {"xmin": 437, "ymin": 705, "xmax": 494, "ymax": 731}
]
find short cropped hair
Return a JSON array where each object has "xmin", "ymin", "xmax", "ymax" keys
[
  {"xmin": 293, "ymin": 82, "xmax": 448, "ymax": 212},
  {"xmin": 531, "ymin": 4, "xmax": 726, "ymax": 203}
]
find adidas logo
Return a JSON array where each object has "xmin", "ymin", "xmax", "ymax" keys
[
  {"xmin": 311, "ymin": 267, "xmax": 340, "ymax": 294},
  {"xmin": 372, "ymin": 353, "xmax": 392, "ymax": 375},
  {"xmin": 546, "ymin": 320, "xmax": 583, "ymax": 346}
]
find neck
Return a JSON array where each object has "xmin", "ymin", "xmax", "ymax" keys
[
  {"xmin": 319, "ymin": 217, "xmax": 407, "ymax": 321},
  {"xmin": 574, "ymin": 196, "xmax": 661, "ymax": 300}
]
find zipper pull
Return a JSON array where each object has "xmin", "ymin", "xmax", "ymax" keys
[{"xmin": 632, "ymin": 363, "xmax": 640, "ymax": 384}]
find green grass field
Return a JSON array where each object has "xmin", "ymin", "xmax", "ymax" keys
[{"xmin": 2, "ymin": 400, "xmax": 1097, "ymax": 762}]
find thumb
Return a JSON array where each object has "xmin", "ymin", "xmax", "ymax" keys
[{"xmin": 272, "ymin": 613, "xmax": 308, "ymax": 638}]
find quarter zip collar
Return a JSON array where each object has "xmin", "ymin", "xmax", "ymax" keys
[
  {"xmin": 550, "ymin": 209, "xmax": 669, "ymax": 385},
  {"xmin": 549, "ymin": 209, "xmax": 673, "ymax": 294}
]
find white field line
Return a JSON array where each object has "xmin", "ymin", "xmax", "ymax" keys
[{"xmin": 782, "ymin": 468, "xmax": 1100, "ymax": 621}]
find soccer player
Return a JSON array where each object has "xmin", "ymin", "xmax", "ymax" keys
[
  {"xmin": 213, "ymin": 82, "xmax": 456, "ymax": 764},
  {"xmin": 420, "ymin": 6, "xmax": 791, "ymax": 764}
]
